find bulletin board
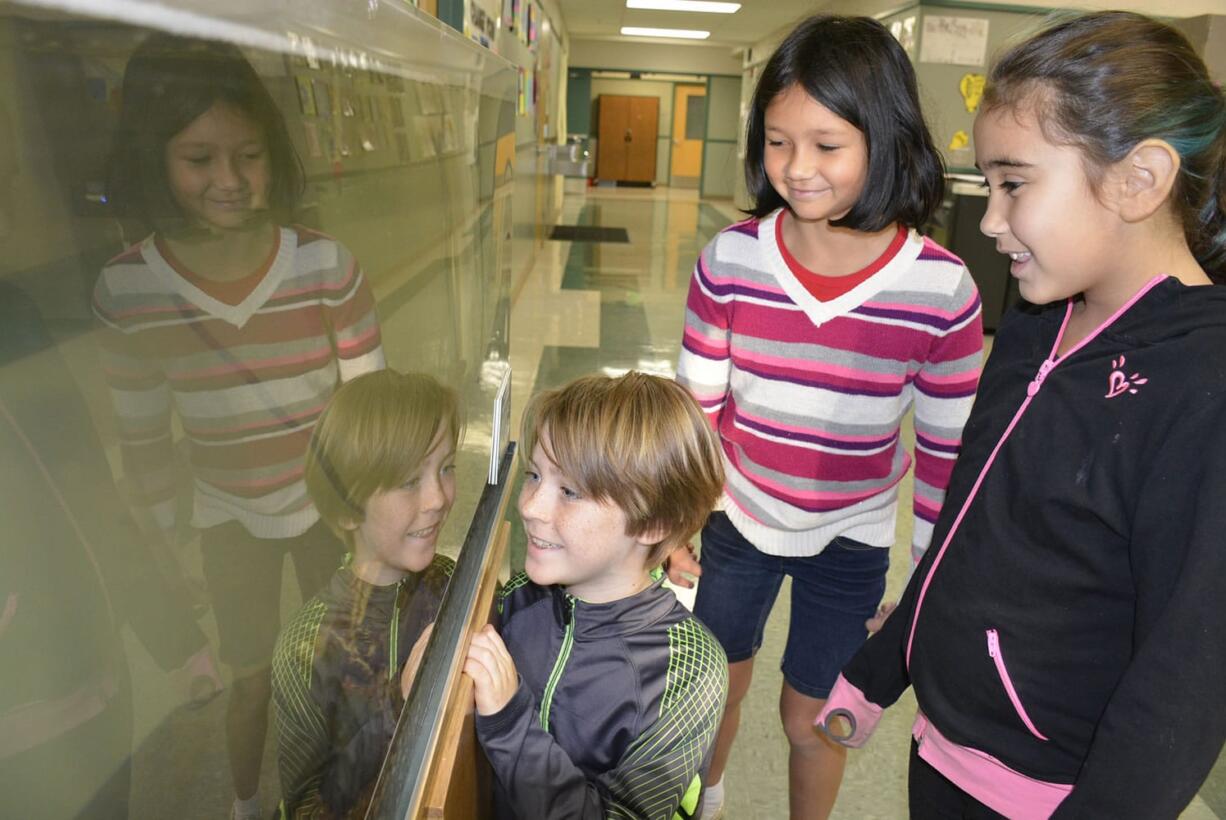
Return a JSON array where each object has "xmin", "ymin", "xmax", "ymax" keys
[
  {"xmin": 880, "ymin": 3, "xmax": 1052, "ymax": 172},
  {"xmin": 276, "ymin": 47, "xmax": 477, "ymax": 180}
]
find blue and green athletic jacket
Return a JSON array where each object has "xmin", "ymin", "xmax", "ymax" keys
[
  {"xmin": 476, "ymin": 573, "xmax": 728, "ymax": 820},
  {"xmin": 271, "ymin": 555, "xmax": 453, "ymax": 818}
]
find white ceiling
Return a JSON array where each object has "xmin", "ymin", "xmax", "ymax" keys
[
  {"xmin": 556, "ymin": 0, "xmax": 827, "ymax": 47},
  {"xmin": 557, "ymin": 0, "xmax": 1226, "ymax": 49}
]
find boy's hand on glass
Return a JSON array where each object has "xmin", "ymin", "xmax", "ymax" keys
[
  {"xmin": 866, "ymin": 601, "xmax": 897, "ymax": 633},
  {"xmin": 663, "ymin": 543, "xmax": 701, "ymax": 588},
  {"xmin": 463, "ymin": 624, "xmax": 518, "ymax": 716},
  {"xmin": 400, "ymin": 623, "xmax": 434, "ymax": 701}
]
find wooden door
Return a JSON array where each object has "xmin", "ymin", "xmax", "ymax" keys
[
  {"xmin": 625, "ymin": 96, "xmax": 658, "ymax": 183},
  {"xmin": 670, "ymin": 85, "xmax": 705, "ymax": 186},
  {"xmin": 596, "ymin": 95, "xmax": 629, "ymax": 181},
  {"xmin": 596, "ymin": 94, "xmax": 658, "ymax": 183}
]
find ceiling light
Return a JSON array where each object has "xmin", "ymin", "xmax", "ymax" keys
[
  {"xmin": 626, "ymin": 0, "xmax": 741, "ymax": 11},
  {"xmin": 620, "ymin": 26, "xmax": 711, "ymax": 39}
]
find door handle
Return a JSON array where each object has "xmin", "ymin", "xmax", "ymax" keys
[{"xmin": 625, "ymin": 129, "xmax": 632, "ymax": 143}]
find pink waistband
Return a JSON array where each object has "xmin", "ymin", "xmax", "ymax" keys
[{"xmin": 912, "ymin": 712, "xmax": 1072, "ymax": 819}]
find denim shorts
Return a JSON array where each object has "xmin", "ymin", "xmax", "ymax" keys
[{"xmin": 693, "ymin": 511, "xmax": 889, "ymax": 699}]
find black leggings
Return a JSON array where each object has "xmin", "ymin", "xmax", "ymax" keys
[{"xmin": 909, "ymin": 740, "xmax": 1008, "ymax": 819}]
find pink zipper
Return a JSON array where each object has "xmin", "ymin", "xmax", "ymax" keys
[
  {"xmin": 986, "ymin": 629, "xmax": 1049, "ymax": 741},
  {"xmin": 905, "ymin": 275, "xmax": 1168, "ymax": 669}
]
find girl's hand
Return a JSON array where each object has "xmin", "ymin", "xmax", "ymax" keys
[
  {"xmin": 175, "ymin": 645, "xmax": 223, "ymax": 709},
  {"xmin": 866, "ymin": 601, "xmax": 897, "ymax": 633},
  {"xmin": 463, "ymin": 624, "xmax": 519, "ymax": 716},
  {"xmin": 400, "ymin": 623, "xmax": 434, "ymax": 701},
  {"xmin": 663, "ymin": 543, "xmax": 701, "ymax": 589}
]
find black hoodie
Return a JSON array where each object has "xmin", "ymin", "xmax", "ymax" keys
[
  {"xmin": 838, "ymin": 277, "xmax": 1226, "ymax": 818},
  {"xmin": 476, "ymin": 573, "xmax": 728, "ymax": 820}
]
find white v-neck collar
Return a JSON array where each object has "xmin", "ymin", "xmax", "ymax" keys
[
  {"xmin": 760, "ymin": 209, "xmax": 923, "ymax": 328},
  {"xmin": 142, "ymin": 226, "xmax": 297, "ymax": 329}
]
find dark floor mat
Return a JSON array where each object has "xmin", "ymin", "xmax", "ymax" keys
[{"xmin": 549, "ymin": 225, "xmax": 629, "ymax": 243}]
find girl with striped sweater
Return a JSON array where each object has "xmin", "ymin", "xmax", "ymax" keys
[
  {"xmin": 667, "ymin": 16, "xmax": 983, "ymax": 819},
  {"xmin": 95, "ymin": 35, "xmax": 384, "ymax": 820}
]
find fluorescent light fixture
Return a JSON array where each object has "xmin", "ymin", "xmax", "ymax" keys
[
  {"xmin": 626, "ymin": 0, "xmax": 741, "ymax": 11},
  {"xmin": 592, "ymin": 70, "xmax": 707, "ymax": 82},
  {"xmin": 620, "ymin": 26, "xmax": 711, "ymax": 39},
  {"xmin": 642, "ymin": 72, "xmax": 706, "ymax": 82}
]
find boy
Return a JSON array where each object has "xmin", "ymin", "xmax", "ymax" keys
[
  {"xmin": 272, "ymin": 370, "xmax": 458, "ymax": 818},
  {"xmin": 464, "ymin": 372, "xmax": 729, "ymax": 819}
]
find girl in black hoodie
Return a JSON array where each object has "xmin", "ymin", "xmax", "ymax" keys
[{"xmin": 816, "ymin": 12, "xmax": 1226, "ymax": 819}]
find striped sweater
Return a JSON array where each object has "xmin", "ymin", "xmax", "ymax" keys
[
  {"xmin": 677, "ymin": 209, "xmax": 982, "ymax": 559},
  {"xmin": 93, "ymin": 226, "xmax": 385, "ymax": 541}
]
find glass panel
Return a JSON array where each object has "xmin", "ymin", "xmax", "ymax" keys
[
  {"xmin": 685, "ymin": 93, "xmax": 706, "ymax": 141},
  {"xmin": 0, "ymin": 2, "xmax": 513, "ymax": 817}
]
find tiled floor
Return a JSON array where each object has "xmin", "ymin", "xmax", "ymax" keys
[{"xmin": 508, "ymin": 184, "xmax": 1226, "ymax": 819}]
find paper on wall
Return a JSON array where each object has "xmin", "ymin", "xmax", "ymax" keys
[{"xmin": 919, "ymin": 15, "xmax": 989, "ymax": 67}]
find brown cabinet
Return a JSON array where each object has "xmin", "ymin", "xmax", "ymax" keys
[{"xmin": 595, "ymin": 94, "xmax": 659, "ymax": 184}]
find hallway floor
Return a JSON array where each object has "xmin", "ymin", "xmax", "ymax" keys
[{"xmin": 508, "ymin": 184, "xmax": 1226, "ymax": 819}]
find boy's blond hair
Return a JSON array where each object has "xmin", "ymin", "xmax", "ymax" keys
[
  {"xmin": 305, "ymin": 370, "xmax": 459, "ymax": 549},
  {"xmin": 520, "ymin": 372, "xmax": 724, "ymax": 568}
]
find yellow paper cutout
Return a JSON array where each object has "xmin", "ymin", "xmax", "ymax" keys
[
  {"xmin": 960, "ymin": 73, "xmax": 986, "ymax": 113},
  {"xmin": 948, "ymin": 130, "xmax": 970, "ymax": 151}
]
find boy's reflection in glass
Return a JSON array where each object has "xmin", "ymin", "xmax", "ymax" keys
[
  {"xmin": 97, "ymin": 34, "xmax": 384, "ymax": 818},
  {"xmin": 272, "ymin": 370, "xmax": 458, "ymax": 818}
]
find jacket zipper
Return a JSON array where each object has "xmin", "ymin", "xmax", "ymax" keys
[
  {"xmin": 904, "ymin": 275, "xmax": 1167, "ymax": 669},
  {"xmin": 986, "ymin": 629, "xmax": 1049, "ymax": 741},
  {"xmin": 540, "ymin": 596, "xmax": 576, "ymax": 732},
  {"xmin": 904, "ymin": 357, "xmax": 1053, "ymax": 667}
]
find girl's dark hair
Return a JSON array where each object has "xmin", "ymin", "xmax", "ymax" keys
[
  {"xmin": 107, "ymin": 33, "xmax": 304, "ymax": 234},
  {"xmin": 984, "ymin": 12, "xmax": 1226, "ymax": 281},
  {"xmin": 744, "ymin": 15, "xmax": 945, "ymax": 230}
]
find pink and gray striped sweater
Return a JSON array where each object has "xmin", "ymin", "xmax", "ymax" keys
[
  {"xmin": 93, "ymin": 226, "xmax": 385, "ymax": 542},
  {"xmin": 677, "ymin": 210, "xmax": 983, "ymax": 560}
]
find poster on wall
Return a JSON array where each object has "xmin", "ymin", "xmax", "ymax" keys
[
  {"xmin": 466, "ymin": 0, "xmax": 498, "ymax": 50},
  {"xmin": 312, "ymin": 79, "xmax": 333, "ymax": 117},
  {"xmin": 527, "ymin": 2, "xmax": 537, "ymax": 46},
  {"xmin": 918, "ymin": 15, "xmax": 989, "ymax": 66},
  {"xmin": 295, "ymin": 77, "xmax": 316, "ymax": 115},
  {"xmin": 412, "ymin": 116, "xmax": 437, "ymax": 159}
]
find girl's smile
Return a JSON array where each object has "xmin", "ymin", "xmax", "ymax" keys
[
  {"xmin": 166, "ymin": 101, "xmax": 271, "ymax": 233},
  {"xmin": 975, "ymin": 104, "xmax": 1130, "ymax": 309},
  {"xmin": 762, "ymin": 84, "xmax": 869, "ymax": 227}
]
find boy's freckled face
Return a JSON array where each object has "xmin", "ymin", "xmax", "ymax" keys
[
  {"xmin": 349, "ymin": 424, "xmax": 456, "ymax": 586},
  {"xmin": 165, "ymin": 101, "xmax": 271, "ymax": 232},
  {"xmin": 518, "ymin": 434, "xmax": 651, "ymax": 603}
]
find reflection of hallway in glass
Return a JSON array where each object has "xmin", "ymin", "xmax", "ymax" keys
[{"xmin": 507, "ymin": 185, "xmax": 1226, "ymax": 820}]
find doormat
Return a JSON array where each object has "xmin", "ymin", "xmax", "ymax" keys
[{"xmin": 548, "ymin": 225, "xmax": 630, "ymax": 243}]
